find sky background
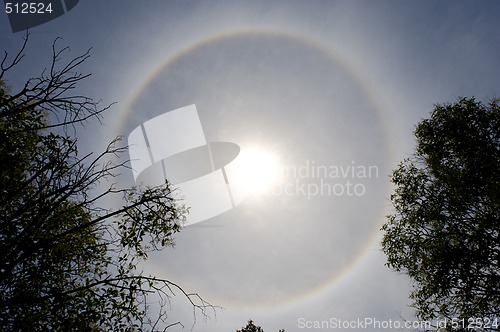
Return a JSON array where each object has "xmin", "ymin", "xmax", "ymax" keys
[{"xmin": 1, "ymin": 1, "xmax": 500, "ymax": 331}]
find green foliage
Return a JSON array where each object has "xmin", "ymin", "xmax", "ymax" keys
[
  {"xmin": 0, "ymin": 36, "xmax": 209, "ymax": 331},
  {"xmin": 381, "ymin": 97, "xmax": 500, "ymax": 329}
]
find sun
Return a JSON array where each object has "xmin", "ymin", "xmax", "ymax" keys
[{"xmin": 231, "ymin": 147, "xmax": 282, "ymax": 195}]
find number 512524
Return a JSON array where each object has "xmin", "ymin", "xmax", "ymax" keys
[{"xmin": 5, "ymin": 2, "xmax": 54, "ymax": 14}]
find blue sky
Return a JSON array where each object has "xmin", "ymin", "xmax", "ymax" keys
[{"xmin": 1, "ymin": 1, "xmax": 500, "ymax": 331}]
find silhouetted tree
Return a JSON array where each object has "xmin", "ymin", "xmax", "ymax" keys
[
  {"xmin": 381, "ymin": 97, "xmax": 500, "ymax": 330},
  {"xmin": 236, "ymin": 319, "xmax": 285, "ymax": 332},
  {"xmin": 0, "ymin": 34, "xmax": 214, "ymax": 331}
]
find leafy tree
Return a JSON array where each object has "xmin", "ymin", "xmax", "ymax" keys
[
  {"xmin": 0, "ymin": 35, "xmax": 214, "ymax": 331},
  {"xmin": 381, "ymin": 97, "xmax": 500, "ymax": 330},
  {"xmin": 236, "ymin": 319, "xmax": 285, "ymax": 332}
]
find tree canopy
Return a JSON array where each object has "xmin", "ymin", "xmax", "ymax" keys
[
  {"xmin": 381, "ymin": 97, "xmax": 500, "ymax": 330},
  {"xmin": 236, "ymin": 320, "xmax": 285, "ymax": 332},
  {"xmin": 0, "ymin": 35, "xmax": 213, "ymax": 331}
]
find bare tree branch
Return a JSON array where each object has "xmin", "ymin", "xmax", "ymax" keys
[{"xmin": 0, "ymin": 36, "xmax": 218, "ymax": 331}]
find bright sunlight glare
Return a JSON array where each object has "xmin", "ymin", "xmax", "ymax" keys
[{"xmin": 231, "ymin": 147, "xmax": 282, "ymax": 195}]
